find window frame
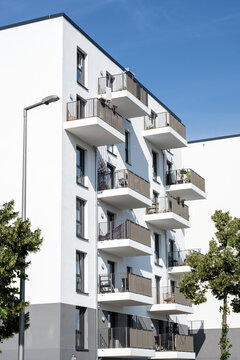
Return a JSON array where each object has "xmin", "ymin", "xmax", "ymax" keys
[
  {"xmin": 75, "ymin": 306, "xmax": 88, "ymax": 351},
  {"xmin": 125, "ymin": 130, "xmax": 131, "ymax": 164},
  {"xmin": 154, "ymin": 233, "xmax": 161, "ymax": 265},
  {"xmin": 152, "ymin": 150, "xmax": 158, "ymax": 181},
  {"xmin": 76, "ymin": 251, "xmax": 85, "ymax": 293},
  {"xmin": 76, "ymin": 146, "xmax": 85, "ymax": 186},
  {"xmin": 76, "ymin": 197, "xmax": 85, "ymax": 239},
  {"xmin": 77, "ymin": 48, "xmax": 86, "ymax": 87}
]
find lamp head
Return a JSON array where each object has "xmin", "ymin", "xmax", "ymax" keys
[{"xmin": 41, "ymin": 95, "xmax": 59, "ymax": 105}]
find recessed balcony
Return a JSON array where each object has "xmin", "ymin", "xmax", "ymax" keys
[
  {"xmin": 144, "ymin": 197, "xmax": 190, "ymax": 230},
  {"xmin": 64, "ymin": 98, "xmax": 125, "ymax": 146},
  {"xmin": 98, "ymin": 220, "xmax": 152, "ymax": 257},
  {"xmin": 98, "ymin": 72, "xmax": 149, "ymax": 118},
  {"xmin": 98, "ymin": 273, "xmax": 153, "ymax": 306},
  {"xmin": 98, "ymin": 169, "xmax": 151, "ymax": 209},
  {"xmin": 168, "ymin": 249, "xmax": 201, "ymax": 277},
  {"xmin": 153, "ymin": 334, "xmax": 195, "ymax": 359},
  {"xmin": 149, "ymin": 286, "xmax": 193, "ymax": 315},
  {"xmin": 98, "ymin": 327, "xmax": 155, "ymax": 358},
  {"xmin": 166, "ymin": 169, "xmax": 206, "ymax": 201},
  {"xmin": 143, "ymin": 112, "xmax": 187, "ymax": 150}
]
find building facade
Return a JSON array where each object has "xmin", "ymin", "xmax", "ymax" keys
[
  {"xmin": 0, "ymin": 14, "xmax": 206, "ymax": 360},
  {"xmin": 182, "ymin": 134, "xmax": 240, "ymax": 360}
]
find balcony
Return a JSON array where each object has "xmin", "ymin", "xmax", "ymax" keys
[
  {"xmin": 144, "ymin": 197, "xmax": 190, "ymax": 230},
  {"xmin": 98, "ymin": 72, "xmax": 149, "ymax": 118},
  {"xmin": 98, "ymin": 272, "xmax": 153, "ymax": 306},
  {"xmin": 98, "ymin": 169, "xmax": 151, "ymax": 209},
  {"xmin": 98, "ymin": 327, "xmax": 155, "ymax": 358},
  {"xmin": 143, "ymin": 112, "xmax": 187, "ymax": 150},
  {"xmin": 98, "ymin": 220, "xmax": 152, "ymax": 257},
  {"xmin": 153, "ymin": 334, "xmax": 195, "ymax": 359},
  {"xmin": 166, "ymin": 169, "xmax": 206, "ymax": 201},
  {"xmin": 168, "ymin": 249, "xmax": 201, "ymax": 277},
  {"xmin": 149, "ymin": 286, "xmax": 193, "ymax": 315},
  {"xmin": 64, "ymin": 98, "xmax": 125, "ymax": 146}
]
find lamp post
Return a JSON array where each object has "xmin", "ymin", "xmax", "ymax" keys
[{"xmin": 18, "ymin": 95, "xmax": 59, "ymax": 360}]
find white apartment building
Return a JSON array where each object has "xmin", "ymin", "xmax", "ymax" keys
[
  {"xmin": 182, "ymin": 134, "xmax": 240, "ymax": 360},
  {"xmin": 0, "ymin": 13, "xmax": 206, "ymax": 360}
]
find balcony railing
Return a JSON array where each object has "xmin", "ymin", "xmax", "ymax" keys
[
  {"xmin": 146, "ymin": 196, "xmax": 189, "ymax": 221},
  {"xmin": 99, "ymin": 273, "xmax": 152, "ymax": 297},
  {"xmin": 98, "ymin": 169, "xmax": 150, "ymax": 199},
  {"xmin": 144, "ymin": 112, "xmax": 186, "ymax": 139},
  {"xmin": 98, "ymin": 220, "xmax": 151, "ymax": 247},
  {"xmin": 155, "ymin": 333, "xmax": 194, "ymax": 352},
  {"xmin": 66, "ymin": 98, "xmax": 123, "ymax": 133},
  {"xmin": 99, "ymin": 327, "xmax": 154, "ymax": 349},
  {"xmin": 168, "ymin": 249, "xmax": 201, "ymax": 267},
  {"xmin": 166, "ymin": 169, "xmax": 205, "ymax": 192},
  {"xmin": 98, "ymin": 73, "xmax": 148, "ymax": 106},
  {"xmin": 153, "ymin": 286, "xmax": 191, "ymax": 307}
]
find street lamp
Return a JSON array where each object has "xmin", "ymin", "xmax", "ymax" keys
[{"xmin": 19, "ymin": 95, "xmax": 59, "ymax": 360}]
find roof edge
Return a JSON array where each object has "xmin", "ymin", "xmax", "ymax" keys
[
  {"xmin": 188, "ymin": 133, "xmax": 240, "ymax": 144},
  {"xmin": 0, "ymin": 12, "xmax": 182, "ymax": 123}
]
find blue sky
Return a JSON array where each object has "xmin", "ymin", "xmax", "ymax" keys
[{"xmin": 1, "ymin": 0, "xmax": 240, "ymax": 140}]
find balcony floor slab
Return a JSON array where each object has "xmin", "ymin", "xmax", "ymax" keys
[
  {"xmin": 98, "ymin": 239, "xmax": 152, "ymax": 257},
  {"xmin": 144, "ymin": 213, "xmax": 190, "ymax": 230},
  {"xmin": 100, "ymin": 90, "xmax": 150, "ymax": 118},
  {"xmin": 166, "ymin": 183, "xmax": 206, "ymax": 201},
  {"xmin": 152, "ymin": 351, "xmax": 195, "ymax": 359},
  {"xmin": 98, "ymin": 188, "xmax": 151, "ymax": 209},
  {"xmin": 64, "ymin": 116, "xmax": 125, "ymax": 146},
  {"xmin": 168, "ymin": 266, "xmax": 191, "ymax": 277},
  {"xmin": 98, "ymin": 292, "xmax": 154, "ymax": 306},
  {"xmin": 143, "ymin": 127, "xmax": 187, "ymax": 150},
  {"xmin": 149, "ymin": 303, "xmax": 193, "ymax": 315},
  {"xmin": 98, "ymin": 348, "xmax": 155, "ymax": 358}
]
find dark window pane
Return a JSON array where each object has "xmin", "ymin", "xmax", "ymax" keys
[
  {"xmin": 77, "ymin": 147, "xmax": 85, "ymax": 185},
  {"xmin": 76, "ymin": 198, "xmax": 85, "ymax": 238}
]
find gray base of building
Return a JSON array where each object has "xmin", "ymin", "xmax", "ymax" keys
[
  {"xmin": 0, "ymin": 303, "xmax": 96, "ymax": 360},
  {"xmin": 192, "ymin": 328, "xmax": 240, "ymax": 360}
]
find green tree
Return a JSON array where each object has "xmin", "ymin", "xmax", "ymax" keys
[
  {"xmin": 179, "ymin": 210, "xmax": 240, "ymax": 360},
  {"xmin": 0, "ymin": 200, "xmax": 42, "ymax": 350}
]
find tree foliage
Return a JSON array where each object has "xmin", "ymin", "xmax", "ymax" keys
[
  {"xmin": 179, "ymin": 210, "xmax": 240, "ymax": 360},
  {"xmin": 0, "ymin": 200, "xmax": 43, "ymax": 347}
]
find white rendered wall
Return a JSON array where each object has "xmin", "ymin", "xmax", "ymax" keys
[
  {"xmin": 0, "ymin": 18, "xmax": 64, "ymax": 304},
  {"xmin": 182, "ymin": 136, "xmax": 240, "ymax": 329}
]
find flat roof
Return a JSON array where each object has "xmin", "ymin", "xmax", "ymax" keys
[
  {"xmin": 0, "ymin": 13, "xmax": 182, "ymax": 123},
  {"xmin": 189, "ymin": 133, "xmax": 240, "ymax": 144}
]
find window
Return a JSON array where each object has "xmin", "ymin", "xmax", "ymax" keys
[
  {"xmin": 166, "ymin": 161, "xmax": 172, "ymax": 185},
  {"xmin": 76, "ymin": 307, "xmax": 87, "ymax": 350},
  {"xmin": 107, "ymin": 144, "xmax": 115, "ymax": 155},
  {"xmin": 136, "ymin": 82, "xmax": 141, "ymax": 100},
  {"xmin": 77, "ymin": 49, "xmax": 85, "ymax": 86},
  {"xmin": 76, "ymin": 198, "xmax": 85, "ymax": 238},
  {"xmin": 76, "ymin": 147, "xmax": 85, "ymax": 186},
  {"xmin": 76, "ymin": 96, "xmax": 86, "ymax": 119},
  {"xmin": 154, "ymin": 233, "xmax": 161, "ymax": 265},
  {"xmin": 107, "ymin": 260, "xmax": 115, "ymax": 287},
  {"xmin": 150, "ymin": 111, "xmax": 157, "ymax": 128},
  {"xmin": 152, "ymin": 151, "xmax": 158, "ymax": 181},
  {"xmin": 168, "ymin": 240, "xmax": 175, "ymax": 267},
  {"xmin": 106, "ymin": 72, "xmax": 114, "ymax": 90},
  {"xmin": 107, "ymin": 211, "xmax": 115, "ymax": 235},
  {"xmin": 107, "ymin": 163, "xmax": 115, "ymax": 189},
  {"xmin": 76, "ymin": 251, "xmax": 85, "ymax": 293},
  {"xmin": 125, "ymin": 131, "xmax": 130, "ymax": 164},
  {"xmin": 155, "ymin": 276, "xmax": 161, "ymax": 304}
]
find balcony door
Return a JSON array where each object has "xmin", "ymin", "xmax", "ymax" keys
[
  {"xmin": 107, "ymin": 211, "xmax": 115, "ymax": 238},
  {"xmin": 107, "ymin": 260, "xmax": 115, "ymax": 288},
  {"xmin": 107, "ymin": 163, "xmax": 115, "ymax": 189},
  {"xmin": 76, "ymin": 96, "xmax": 86, "ymax": 119},
  {"xmin": 155, "ymin": 276, "xmax": 161, "ymax": 304}
]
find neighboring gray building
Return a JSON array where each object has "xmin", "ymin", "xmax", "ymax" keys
[{"xmin": 182, "ymin": 134, "xmax": 240, "ymax": 360}]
